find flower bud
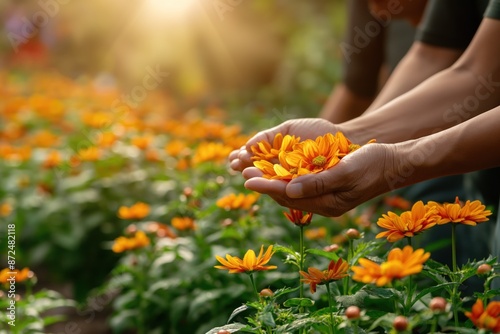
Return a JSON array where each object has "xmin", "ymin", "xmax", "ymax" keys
[
  {"xmin": 477, "ymin": 264, "xmax": 492, "ymax": 275},
  {"xmin": 345, "ymin": 305, "xmax": 361, "ymax": 319},
  {"xmin": 393, "ymin": 315, "xmax": 408, "ymax": 331},
  {"xmin": 217, "ymin": 330, "xmax": 231, "ymax": 334},
  {"xmin": 259, "ymin": 288, "xmax": 274, "ymax": 298},
  {"xmin": 345, "ymin": 228, "xmax": 361, "ymax": 239},
  {"xmin": 323, "ymin": 244, "xmax": 339, "ymax": 252},
  {"xmin": 429, "ymin": 297, "xmax": 447, "ymax": 312}
]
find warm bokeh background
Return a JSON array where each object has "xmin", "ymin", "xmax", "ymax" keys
[{"xmin": 1, "ymin": 0, "xmax": 346, "ymax": 114}]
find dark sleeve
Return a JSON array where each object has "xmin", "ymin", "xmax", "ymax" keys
[
  {"xmin": 415, "ymin": 0, "xmax": 485, "ymax": 50},
  {"xmin": 342, "ymin": 0, "xmax": 385, "ymax": 98},
  {"xmin": 485, "ymin": 0, "xmax": 500, "ymax": 19}
]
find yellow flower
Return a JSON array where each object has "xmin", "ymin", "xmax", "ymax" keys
[
  {"xmin": 0, "ymin": 268, "xmax": 34, "ymax": 284},
  {"xmin": 351, "ymin": 246, "xmax": 430, "ymax": 287},
  {"xmin": 283, "ymin": 208, "xmax": 313, "ymax": 226},
  {"xmin": 464, "ymin": 299, "xmax": 500, "ymax": 332},
  {"xmin": 300, "ymin": 258, "xmax": 349, "ymax": 293},
  {"xmin": 215, "ymin": 245, "xmax": 277, "ymax": 274},
  {"xmin": 376, "ymin": 201, "xmax": 439, "ymax": 242},
  {"xmin": 112, "ymin": 231, "xmax": 150, "ymax": 253},
  {"xmin": 216, "ymin": 193, "xmax": 260, "ymax": 210},
  {"xmin": 428, "ymin": 197, "xmax": 492, "ymax": 226},
  {"xmin": 0, "ymin": 202, "xmax": 13, "ymax": 217},
  {"xmin": 171, "ymin": 217, "xmax": 197, "ymax": 231},
  {"xmin": 118, "ymin": 202, "xmax": 150, "ymax": 220}
]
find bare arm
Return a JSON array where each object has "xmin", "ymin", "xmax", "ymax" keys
[
  {"xmin": 365, "ymin": 42, "xmax": 462, "ymax": 112},
  {"xmin": 341, "ymin": 18, "xmax": 500, "ymax": 144}
]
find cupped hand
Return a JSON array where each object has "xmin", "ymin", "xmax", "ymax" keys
[
  {"xmin": 243, "ymin": 143, "xmax": 397, "ymax": 217},
  {"xmin": 229, "ymin": 118, "xmax": 344, "ymax": 172}
]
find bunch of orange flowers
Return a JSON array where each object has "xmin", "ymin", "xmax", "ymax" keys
[
  {"xmin": 376, "ymin": 197, "xmax": 492, "ymax": 242},
  {"xmin": 250, "ymin": 132, "xmax": 373, "ymax": 181}
]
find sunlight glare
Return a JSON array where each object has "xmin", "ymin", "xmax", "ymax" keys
[{"xmin": 143, "ymin": 0, "xmax": 198, "ymax": 18}]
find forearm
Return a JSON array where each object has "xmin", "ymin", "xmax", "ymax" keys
[
  {"xmin": 390, "ymin": 106, "xmax": 500, "ymax": 190},
  {"xmin": 365, "ymin": 42, "xmax": 461, "ymax": 112},
  {"xmin": 341, "ymin": 65, "xmax": 500, "ymax": 144}
]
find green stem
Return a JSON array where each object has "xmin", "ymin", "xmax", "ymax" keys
[
  {"xmin": 451, "ymin": 223, "xmax": 459, "ymax": 328},
  {"xmin": 299, "ymin": 226, "xmax": 305, "ymax": 300},
  {"xmin": 325, "ymin": 283, "xmax": 337, "ymax": 334},
  {"xmin": 430, "ymin": 317, "xmax": 438, "ymax": 334},
  {"xmin": 451, "ymin": 224, "xmax": 457, "ymax": 273},
  {"xmin": 344, "ymin": 239, "xmax": 354, "ymax": 295},
  {"xmin": 249, "ymin": 273, "xmax": 259, "ymax": 300}
]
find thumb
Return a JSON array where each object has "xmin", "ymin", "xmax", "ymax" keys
[{"xmin": 285, "ymin": 163, "xmax": 350, "ymax": 198}]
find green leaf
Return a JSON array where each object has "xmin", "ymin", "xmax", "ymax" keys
[
  {"xmin": 204, "ymin": 323, "xmax": 248, "ymax": 334},
  {"xmin": 283, "ymin": 297, "xmax": 315, "ymax": 308},
  {"xmin": 411, "ymin": 282, "xmax": 456, "ymax": 309},
  {"xmin": 259, "ymin": 311, "xmax": 276, "ymax": 327},
  {"xmin": 306, "ymin": 248, "xmax": 339, "ymax": 261},
  {"xmin": 227, "ymin": 304, "xmax": 249, "ymax": 323}
]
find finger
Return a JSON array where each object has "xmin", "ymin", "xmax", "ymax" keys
[
  {"xmin": 229, "ymin": 148, "xmax": 242, "ymax": 162},
  {"xmin": 285, "ymin": 161, "xmax": 351, "ymax": 198},
  {"xmin": 244, "ymin": 178, "xmax": 287, "ymax": 196},
  {"xmin": 242, "ymin": 167, "xmax": 263, "ymax": 179}
]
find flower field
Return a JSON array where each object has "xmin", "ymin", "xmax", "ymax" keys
[{"xmin": 0, "ymin": 69, "xmax": 499, "ymax": 334}]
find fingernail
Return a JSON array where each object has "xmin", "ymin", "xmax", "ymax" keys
[{"xmin": 287, "ymin": 183, "xmax": 303, "ymax": 198}]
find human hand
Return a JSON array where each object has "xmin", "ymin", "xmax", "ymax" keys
[
  {"xmin": 242, "ymin": 143, "xmax": 396, "ymax": 217},
  {"xmin": 229, "ymin": 118, "xmax": 345, "ymax": 172}
]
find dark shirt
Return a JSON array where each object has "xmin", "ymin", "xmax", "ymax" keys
[{"xmin": 416, "ymin": 0, "xmax": 500, "ymax": 50}]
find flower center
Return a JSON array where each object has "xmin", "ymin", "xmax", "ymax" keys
[{"xmin": 312, "ymin": 155, "xmax": 327, "ymax": 167}]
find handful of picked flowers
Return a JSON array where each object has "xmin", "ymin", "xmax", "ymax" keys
[{"xmin": 250, "ymin": 132, "xmax": 375, "ymax": 181}]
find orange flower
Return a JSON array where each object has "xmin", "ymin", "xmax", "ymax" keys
[
  {"xmin": 465, "ymin": 299, "xmax": 500, "ymax": 332},
  {"xmin": 97, "ymin": 132, "xmax": 118, "ymax": 148},
  {"xmin": 376, "ymin": 201, "xmax": 439, "ymax": 242},
  {"xmin": 215, "ymin": 245, "xmax": 277, "ymax": 274},
  {"xmin": 285, "ymin": 133, "xmax": 341, "ymax": 173},
  {"xmin": 171, "ymin": 217, "xmax": 196, "ymax": 231},
  {"xmin": 284, "ymin": 208, "xmax": 313, "ymax": 226},
  {"xmin": 112, "ymin": 231, "xmax": 150, "ymax": 253},
  {"xmin": 300, "ymin": 258, "xmax": 349, "ymax": 293},
  {"xmin": 131, "ymin": 135, "xmax": 153, "ymax": 150},
  {"xmin": 145, "ymin": 150, "xmax": 161, "ymax": 162},
  {"xmin": 352, "ymin": 246, "xmax": 430, "ymax": 287},
  {"xmin": 42, "ymin": 150, "xmax": 62, "ymax": 169},
  {"xmin": 164, "ymin": 139, "xmax": 190, "ymax": 157},
  {"xmin": 29, "ymin": 130, "xmax": 60, "ymax": 148},
  {"xmin": 305, "ymin": 227, "xmax": 327, "ymax": 240},
  {"xmin": 77, "ymin": 146, "xmax": 101, "ymax": 162},
  {"xmin": 0, "ymin": 202, "xmax": 13, "ymax": 217},
  {"xmin": 216, "ymin": 193, "xmax": 260, "ymax": 210},
  {"xmin": 0, "ymin": 268, "xmax": 34, "ymax": 284},
  {"xmin": 252, "ymin": 132, "xmax": 372, "ymax": 181},
  {"xmin": 384, "ymin": 195, "xmax": 411, "ymax": 210},
  {"xmin": 428, "ymin": 197, "xmax": 492, "ymax": 226},
  {"xmin": 251, "ymin": 133, "xmax": 300, "ymax": 162},
  {"xmin": 146, "ymin": 222, "xmax": 177, "ymax": 239},
  {"xmin": 192, "ymin": 142, "xmax": 233, "ymax": 165},
  {"xmin": 81, "ymin": 111, "xmax": 112, "ymax": 128},
  {"xmin": 118, "ymin": 202, "xmax": 150, "ymax": 220}
]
